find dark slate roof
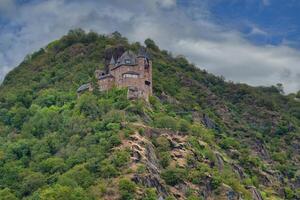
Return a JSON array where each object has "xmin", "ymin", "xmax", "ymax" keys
[
  {"xmin": 137, "ymin": 47, "xmax": 150, "ymax": 59},
  {"xmin": 77, "ymin": 83, "xmax": 90, "ymax": 93},
  {"xmin": 98, "ymin": 73, "xmax": 114, "ymax": 80},
  {"xmin": 116, "ymin": 51, "xmax": 137, "ymax": 66},
  {"xmin": 109, "ymin": 56, "xmax": 116, "ymax": 65}
]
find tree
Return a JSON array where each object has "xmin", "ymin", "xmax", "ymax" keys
[
  {"xmin": 39, "ymin": 184, "xmax": 89, "ymax": 200},
  {"xmin": 39, "ymin": 157, "xmax": 66, "ymax": 173},
  {"xmin": 76, "ymin": 93, "xmax": 99, "ymax": 119},
  {"xmin": 59, "ymin": 164, "xmax": 93, "ymax": 188},
  {"xmin": 21, "ymin": 172, "xmax": 46, "ymax": 196},
  {"xmin": 144, "ymin": 38, "xmax": 159, "ymax": 51},
  {"xmin": 276, "ymin": 83, "xmax": 284, "ymax": 94},
  {"xmin": 296, "ymin": 90, "xmax": 300, "ymax": 98},
  {"xmin": 0, "ymin": 188, "xmax": 18, "ymax": 200}
]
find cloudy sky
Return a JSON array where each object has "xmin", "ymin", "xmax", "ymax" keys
[{"xmin": 0, "ymin": 0, "xmax": 300, "ymax": 93}]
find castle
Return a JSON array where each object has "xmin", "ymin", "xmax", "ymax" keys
[{"xmin": 77, "ymin": 48, "xmax": 152, "ymax": 101}]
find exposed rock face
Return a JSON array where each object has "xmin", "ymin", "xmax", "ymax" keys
[
  {"xmin": 247, "ymin": 186, "xmax": 263, "ymax": 200},
  {"xmin": 123, "ymin": 133, "xmax": 170, "ymax": 197},
  {"xmin": 203, "ymin": 114, "xmax": 216, "ymax": 129},
  {"xmin": 217, "ymin": 184, "xmax": 243, "ymax": 200},
  {"xmin": 215, "ymin": 152, "xmax": 224, "ymax": 171},
  {"xmin": 232, "ymin": 163, "xmax": 246, "ymax": 179}
]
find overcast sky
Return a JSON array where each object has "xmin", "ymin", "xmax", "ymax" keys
[{"xmin": 0, "ymin": 0, "xmax": 300, "ymax": 93}]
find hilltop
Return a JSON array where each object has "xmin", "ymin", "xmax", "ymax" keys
[{"xmin": 0, "ymin": 29, "xmax": 299, "ymax": 200}]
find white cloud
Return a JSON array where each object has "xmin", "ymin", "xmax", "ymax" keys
[
  {"xmin": 249, "ymin": 26, "xmax": 267, "ymax": 36},
  {"xmin": 0, "ymin": 0, "xmax": 299, "ymax": 93}
]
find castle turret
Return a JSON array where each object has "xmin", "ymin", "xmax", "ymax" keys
[{"xmin": 108, "ymin": 56, "xmax": 116, "ymax": 71}]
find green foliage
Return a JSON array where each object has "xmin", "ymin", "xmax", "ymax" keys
[
  {"xmin": 154, "ymin": 115, "xmax": 177, "ymax": 131},
  {"xmin": 219, "ymin": 137, "xmax": 240, "ymax": 150},
  {"xmin": 0, "ymin": 188, "xmax": 18, "ymax": 200},
  {"xmin": 38, "ymin": 184, "xmax": 89, "ymax": 200},
  {"xmin": 143, "ymin": 188, "xmax": 158, "ymax": 200},
  {"xmin": 284, "ymin": 187, "xmax": 295, "ymax": 199},
  {"xmin": 161, "ymin": 167, "xmax": 186, "ymax": 186},
  {"xmin": 39, "ymin": 157, "xmax": 66, "ymax": 173},
  {"xmin": 177, "ymin": 118, "xmax": 190, "ymax": 132},
  {"xmin": 76, "ymin": 93, "xmax": 99, "ymax": 119},
  {"xmin": 111, "ymin": 150, "xmax": 130, "ymax": 168},
  {"xmin": 296, "ymin": 91, "xmax": 300, "ymax": 98},
  {"xmin": 119, "ymin": 178, "xmax": 136, "ymax": 200},
  {"xmin": 144, "ymin": 38, "xmax": 159, "ymax": 51}
]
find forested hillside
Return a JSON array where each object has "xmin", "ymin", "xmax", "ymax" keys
[{"xmin": 0, "ymin": 30, "xmax": 299, "ymax": 200}]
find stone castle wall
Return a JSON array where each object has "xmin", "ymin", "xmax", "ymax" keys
[{"xmin": 96, "ymin": 54, "xmax": 152, "ymax": 101}]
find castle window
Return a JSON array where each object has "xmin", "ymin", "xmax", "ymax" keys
[
  {"xmin": 125, "ymin": 59, "xmax": 131, "ymax": 64},
  {"xmin": 145, "ymin": 81, "xmax": 151, "ymax": 86},
  {"xmin": 144, "ymin": 58, "xmax": 149, "ymax": 69},
  {"xmin": 123, "ymin": 73, "xmax": 139, "ymax": 78}
]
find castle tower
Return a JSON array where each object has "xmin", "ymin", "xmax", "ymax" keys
[
  {"xmin": 136, "ymin": 48, "xmax": 152, "ymax": 99},
  {"xmin": 108, "ymin": 56, "xmax": 116, "ymax": 72}
]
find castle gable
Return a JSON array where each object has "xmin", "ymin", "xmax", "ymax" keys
[{"xmin": 115, "ymin": 51, "xmax": 137, "ymax": 67}]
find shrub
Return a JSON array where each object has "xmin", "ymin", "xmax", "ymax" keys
[
  {"xmin": 39, "ymin": 157, "xmax": 66, "ymax": 173},
  {"xmin": 100, "ymin": 160, "xmax": 118, "ymax": 178},
  {"xmin": 177, "ymin": 119, "xmax": 190, "ymax": 132},
  {"xmin": 111, "ymin": 150, "xmax": 130, "ymax": 168},
  {"xmin": 106, "ymin": 122, "xmax": 121, "ymax": 131},
  {"xmin": 39, "ymin": 184, "xmax": 89, "ymax": 200},
  {"xmin": 154, "ymin": 116, "xmax": 177, "ymax": 131},
  {"xmin": 161, "ymin": 167, "xmax": 185, "ymax": 186},
  {"xmin": 158, "ymin": 151, "xmax": 171, "ymax": 168},
  {"xmin": 219, "ymin": 137, "xmax": 240, "ymax": 150},
  {"xmin": 0, "ymin": 188, "xmax": 18, "ymax": 200},
  {"xmin": 284, "ymin": 187, "xmax": 295, "ymax": 199},
  {"xmin": 119, "ymin": 179, "xmax": 136, "ymax": 200},
  {"xmin": 155, "ymin": 136, "xmax": 171, "ymax": 151},
  {"xmin": 144, "ymin": 188, "xmax": 157, "ymax": 200},
  {"xmin": 76, "ymin": 93, "xmax": 99, "ymax": 119}
]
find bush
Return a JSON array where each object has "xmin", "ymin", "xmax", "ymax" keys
[
  {"xmin": 154, "ymin": 116, "xmax": 177, "ymax": 131},
  {"xmin": 100, "ymin": 160, "xmax": 118, "ymax": 178},
  {"xmin": 158, "ymin": 151, "xmax": 171, "ymax": 168},
  {"xmin": 219, "ymin": 137, "xmax": 240, "ymax": 150},
  {"xmin": 119, "ymin": 179, "xmax": 136, "ymax": 200},
  {"xmin": 111, "ymin": 150, "xmax": 130, "ymax": 168},
  {"xmin": 39, "ymin": 184, "xmax": 89, "ymax": 200},
  {"xmin": 144, "ymin": 188, "xmax": 157, "ymax": 200},
  {"xmin": 106, "ymin": 123, "xmax": 121, "ymax": 131},
  {"xmin": 0, "ymin": 188, "xmax": 18, "ymax": 200},
  {"xmin": 284, "ymin": 187, "xmax": 295, "ymax": 199},
  {"xmin": 155, "ymin": 136, "xmax": 171, "ymax": 151},
  {"xmin": 39, "ymin": 157, "xmax": 66, "ymax": 173},
  {"xmin": 177, "ymin": 119, "xmax": 190, "ymax": 132},
  {"xmin": 161, "ymin": 167, "xmax": 185, "ymax": 186},
  {"xmin": 76, "ymin": 93, "xmax": 99, "ymax": 119}
]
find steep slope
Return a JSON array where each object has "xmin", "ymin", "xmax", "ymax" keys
[{"xmin": 0, "ymin": 29, "xmax": 299, "ymax": 200}]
